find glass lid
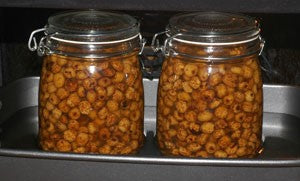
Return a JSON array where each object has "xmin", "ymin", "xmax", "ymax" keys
[
  {"xmin": 46, "ymin": 10, "xmax": 140, "ymax": 42},
  {"xmin": 167, "ymin": 12, "xmax": 260, "ymax": 44}
]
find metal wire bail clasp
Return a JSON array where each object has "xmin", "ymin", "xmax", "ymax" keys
[
  {"xmin": 259, "ymin": 35, "xmax": 265, "ymax": 56},
  {"xmin": 28, "ymin": 28, "xmax": 47, "ymax": 56},
  {"xmin": 139, "ymin": 33, "xmax": 146, "ymax": 55},
  {"xmin": 162, "ymin": 33, "xmax": 183, "ymax": 56},
  {"xmin": 151, "ymin": 31, "xmax": 167, "ymax": 52}
]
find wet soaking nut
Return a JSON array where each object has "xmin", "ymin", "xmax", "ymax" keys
[
  {"xmin": 39, "ymin": 53, "xmax": 144, "ymax": 155},
  {"xmin": 157, "ymin": 55, "xmax": 263, "ymax": 158}
]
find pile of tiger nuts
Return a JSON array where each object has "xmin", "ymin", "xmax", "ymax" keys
[
  {"xmin": 157, "ymin": 56, "xmax": 263, "ymax": 158},
  {"xmin": 39, "ymin": 53, "xmax": 144, "ymax": 154}
]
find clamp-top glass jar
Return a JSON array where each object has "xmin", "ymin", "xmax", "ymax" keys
[
  {"xmin": 155, "ymin": 12, "xmax": 264, "ymax": 158},
  {"xmin": 29, "ymin": 10, "xmax": 145, "ymax": 154}
]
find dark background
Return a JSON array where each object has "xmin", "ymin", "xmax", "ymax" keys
[{"xmin": 1, "ymin": 5, "xmax": 300, "ymax": 86}]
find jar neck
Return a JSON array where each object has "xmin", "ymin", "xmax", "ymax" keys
[
  {"xmin": 166, "ymin": 38, "xmax": 262, "ymax": 61},
  {"xmin": 44, "ymin": 36, "xmax": 140, "ymax": 59}
]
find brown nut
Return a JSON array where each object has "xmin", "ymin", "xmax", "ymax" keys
[
  {"xmin": 189, "ymin": 77, "xmax": 201, "ymax": 89},
  {"xmin": 63, "ymin": 67, "xmax": 76, "ymax": 78},
  {"xmin": 230, "ymin": 66, "xmax": 243, "ymax": 75},
  {"xmin": 178, "ymin": 92, "xmax": 191, "ymax": 101},
  {"xmin": 45, "ymin": 72, "xmax": 53, "ymax": 82},
  {"xmin": 83, "ymin": 78, "xmax": 97, "ymax": 90},
  {"xmin": 130, "ymin": 110, "xmax": 141, "ymax": 122},
  {"xmin": 106, "ymin": 85, "xmax": 115, "ymax": 97},
  {"xmin": 223, "ymin": 73, "xmax": 238, "ymax": 87},
  {"xmin": 76, "ymin": 70, "xmax": 88, "ymax": 80},
  {"xmin": 209, "ymin": 99, "xmax": 222, "ymax": 109},
  {"xmin": 175, "ymin": 101, "xmax": 188, "ymax": 113},
  {"xmin": 107, "ymin": 100, "xmax": 119, "ymax": 112},
  {"xmin": 111, "ymin": 61, "xmax": 124, "ymax": 72},
  {"xmin": 47, "ymin": 82, "xmax": 57, "ymax": 93},
  {"xmin": 196, "ymin": 151, "xmax": 209, "ymax": 158},
  {"xmin": 216, "ymin": 84, "xmax": 227, "ymax": 98},
  {"xmin": 179, "ymin": 147, "xmax": 191, "ymax": 156},
  {"xmin": 106, "ymin": 114, "xmax": 118, "ymax": 127},
  {"xmin": 198, "ymin": 67, "xmax": 208, "ymax": 81},
  {"xmin": 65, "ymin": 78, "xmax": 78, "ymax": 92},
  {"xmin": 209, "ymin": 73, "xmax": 222, "ymax": 86},
  {"xmin": 118, "ymin": 118, "xmax": 130, "ymax": 132},
  {"xmin": 68, "ymin": 108, "xmax": 81, "ymax": 120},
  {"xmin": 67, "ymin": 93, "xmax": 80, "ymax": 107},
  {"xmin": 184, "ymin": 64, "xmax": 198, "ymax": 77},
  {"xmin": 98, "ymin": 107, "xmax": 108, "ymax": 119},
  {"xmin": 212, "ymin": 129, "xmax": 225, "ymax": 139},
  {"xmin": 63, "ymin": 130, "xmax": 77, "ymax": 142},
  {"xmin": 173, "ymin": 61, "xmax": 185, "ymax": 76},
  {"xmin": 53, "ymin": 73, "xmax": 65, "ymax": 88},
  {"xmin": 99, "ymin": 145, "xmax": 111, "ymax": 154},
  {"xmin": 184, "ymin": 111, "xmax": 197, "ymax": 122},
  {"xmin": 98, "ymin": 127, "xmax": 111, "ymax": 140},
  {"xmin": 234, "ymin": 91, "xmax": 245, "ymax": 102},
  {"xmin": 245, "ymin": 90, "xmax": 255, "ymax": 102},
  {"xmin": 214, "ymin": 150, "xmax": 228, "ymax": 158},
  {"xmin": 113, "ymin": 72, "xmax": 125, "ymax": 83},
  {"xmin": 242, "ymin": 102, "xmax": 253, "ymax": 112},
  {"xmin": 76, "ymin": 133, "xmax": 89, "ymax": 146},
  {"xmin": 182, "ymin": 81, "xmax": 193, "ymax": 93},
  {"xmin": 49, "ymin": 93, "xmax": 60, "ymax": 105},
  {"xmin": 223, "ymin": 94, "xmax": 234, "ymax": 105},
  {"xmin": 214, "ymin": 106, "xmax": 228, "ymax": 119},
  {"xmin": 79, "ymin": 101, "xmax": 92, "ymax": 115},
  {"xmin": 205, "ymin": 142, "xmax": 217, "ymax": 154},
  {"xmin": 102, "ymin": 68, "xmax": 116, "ymax": 77},
  {"xmin": 57, "ymin": 88, "xmax": 69, "ymax": 100},
  {"xmin": 177, "ymin": 128, "xmax": 188, "ymax": 141},
  {"xmin": 187, "ymin": 143, "xmax": 201, "ymax": 152},
  {"xmin": 215, "ymin": 119, "xmax": 228, "ymax": 129},
  {"xmin": 56, "ymin": 139, "xmax": 71, "ymax": 152},
  {"xmin": 225, "ymin": 144, "xmax": 238, "ymax": 155},
  {"xmin": 197, "ymin": 111, "xmax": 213, "ymax": 122},
  {"xmin": 202, "ymin": 90, "xmax": 215, "ymax": 102},
  {"xmin": 218, "ymin": 136, "xmax": 231, "ymax": 149},
  {"xmin": 201, "ymin": 122, "xmax": 214, "ymax": 134}
]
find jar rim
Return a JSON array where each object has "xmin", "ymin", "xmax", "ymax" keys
[
  {"xmin": 49, "ymin": 33, "xmax": 140, "ymax": 45},
  {"xmin": 169, "ymin": 35, "xmax": 260, "ymax": 46}
]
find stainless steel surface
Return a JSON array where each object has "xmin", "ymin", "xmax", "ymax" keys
[{"xmin": 0, "ymin": 77, "xmax": 300, "ymax": 181}]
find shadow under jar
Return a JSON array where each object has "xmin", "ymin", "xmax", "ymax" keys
[
  {"xmin": 155, "ymin": 12, "xmax": 264, "ymax": 158},
  {"xmin": 29, "ymin": 10, "xmax": 145, "ymax": 154}
]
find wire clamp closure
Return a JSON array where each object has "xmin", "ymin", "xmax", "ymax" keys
[
  {"xmin": 259, "ymin": 36, "xmax": 265, "ymax": 56},
  {"xmin": 28, "ymin": 28, "xmax": 46, "ymax": 52},
  {"xmin": 28, "ymin": 28, "xmax": 51, "ymax": 56},
  {"xmin": 139, "ymin": 33, "xmax": 146, "ymax": 55},
  {"xmin": 151, "ymin": 31, "xmax": 167, "ymax": 52}
]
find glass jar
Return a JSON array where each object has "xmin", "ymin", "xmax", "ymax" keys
[
  {"xmin": 28, "ymin": 10, "xmax": 145, "ymax": 154},
  {"xmin": 155, "ymin": 12, "xmax": 264, "ymax": 158}
]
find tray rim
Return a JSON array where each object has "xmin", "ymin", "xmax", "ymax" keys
[{"xmin": 0, "ymin": 148, "xmax": 300, "ymax": 167}]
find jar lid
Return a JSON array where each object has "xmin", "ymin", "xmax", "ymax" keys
[
  {"xmin": 167, "ymin": 12, "xmax": 260, "ymax": 45},
  {"xmin": 46, "ymin": 10, "xmax": 140, "ymax": 43}
]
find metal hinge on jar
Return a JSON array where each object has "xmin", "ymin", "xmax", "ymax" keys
[
  {"xmin": 28, "ymin": 28, "xmax": 49, "ymax": 56},
  {"xmin": 151, "ymin": 31, "xmax": 187, "ymax": 56},
  {"xmin": 151, "ymin": 30, "xmax": 168, "ymax": 53}
]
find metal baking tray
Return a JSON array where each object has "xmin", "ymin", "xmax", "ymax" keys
[{"xmin": 0, "ymin": 77, "xmax": 299, "ymax": 181}]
